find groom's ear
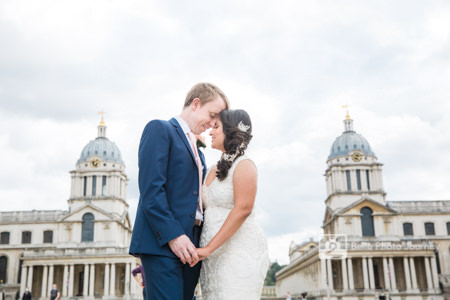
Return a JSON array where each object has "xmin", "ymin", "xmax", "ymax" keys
[{"xmin": 191, "ymin": 98, "xmax": 201, "ymax": 110}]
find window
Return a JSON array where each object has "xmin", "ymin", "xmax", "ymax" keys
[
  {"xmin": 356, "ymin": 170, "xmax": 361, "ymax": 190},
  {"xmin": 403, "ymin": 223, "xmax": 413, "ymax": 236},
  {"xmin": 102, "ymin": 176, "xmax": 107, "ymax": 196},
  {"xmin": 361, "ymin": 207, "xmax": 375, "ymax": 236},
  {"xmin": 0, "ymin": 232, "xmax": 10, "ymax": 244},
  {"xmin": 83, "ymin": 176, "xmax": 87, "ymax": 196},
  {"xmin": 0, "ymin": 256, "xmax": 7, "ymax": 283},
  {"xmin": 81, "ymin": 213, "xmax": 95, "ymax": 242},
  {"xmin": 447, "ymin": 222, "xmax": 450, "ymax": 235},
  {"xmin": 22, "ymin": 231, "xmax": 32, "ymax": 244},
  {"xmin": 425, "ymin": 222, "xmax": 435, "ymax": 235},
  {"xmin": 366, "ymin": 170, "xmax": 370, "ymax": 190},
  {"xmin": 92, "ymin": 176, "xmax": 97, "ymax": 196},
  {"xmin": 43, "ymin": 230, "xmax": 53, "ymax": 243},
  {"xmin": 346, "ymin": 170, "xmax": 351, "ymax": 191}
]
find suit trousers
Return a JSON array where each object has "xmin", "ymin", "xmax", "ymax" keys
[{"xmin": 141, "ymin": 225, "xmax": 202, "ymax": 300}]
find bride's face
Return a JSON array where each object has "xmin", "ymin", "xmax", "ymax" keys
[{"xmin": 210, "ymin": 120, "xmax": 226, "ymax": 152}]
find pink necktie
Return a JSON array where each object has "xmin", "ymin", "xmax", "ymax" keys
[{"xmin": 187, "ymin": 132, "xmax": 203, "ymax": 213}]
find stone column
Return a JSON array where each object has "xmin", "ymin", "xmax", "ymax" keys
[
  {"xmin": 321, "ymin": 258, "xmax": 328, "ymax": 290},
  {"xmin": 20, "ymin": 265, "xmax": 28, "ymax": 296},
  {"xmin": 89, "ymin": 264, "xmax": 95, "ymax": 297},
  {"xmin": 362, "ymin": 257, "xmax": 369, "ymax": 290},
  {"xmin": 47, "ymin": 265, "xmax": 54, "ymax": 297},
  {"xmin": 424, "ymin": 257, "xmax": 433, "ymax": 292},
  {"xmin": 327, "ymin": 259, "xmax": 334, "ymax": 291},
  {"xmin": 104, "ymin": 263, "xmax": 110, "ymax": 297},
  {"xmin": 41, "ymin": 265, "xmax": 48, "ymax": 298},
  {"xmin": 382, "ymin": 258, "xmax": 391, "ymax": 290},
  {"xmin": 430, "ymin": 256, "xmax": 440, "ymax": 290},
  {"xmin": 347, "ymin": 258, "xmax": 354, "ymax": 290},
  {"xmin": 130, "ymin": 262, "xmax": 137, "ymax": 296},
  {"xmin": 389, "ymin": 257, "xmax": 397, "ymax": 291},
  {"xmin": 110, "ymin": 263, "xmax": 116, "ymax": 296},
  {"xmin": 63, "ymin": 265, "xmax": 68, "ymax": 297},
  {"xmin": 27, "ymin": 265, "xmax": 34, "ymax": 291},
  {"xmin": 68, "ymin": 264, "xmax": 74, "ymax": 297},
  {"xmin": 83, "ymin": 264, "xmax": 89, "ymax": 296},
  {"xmin": 403, "ymin": 257, "xmax": 412, "ymax": 290},
  {"xmin": 341, "ymin": 258, "xmax": 349, "ymax": 290},
  {"xmin": 125, "ymin": 263, "xmax": 131, "ymax": 296},
  {"xmin": 409, "ymin": 257, "xmax": 418, "ymax": 291},
  {"xmin": 368, "ymin": 257, "xmax": 375, "ymax": 290}
]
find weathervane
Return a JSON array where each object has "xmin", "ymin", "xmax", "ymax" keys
[
  {"xmin": 98, "ymin": 111, "xmax": 106, "ymax": 125},
  {"xmin": 341, "ymin": 105, "xmax": 350, "ymax": 119}
]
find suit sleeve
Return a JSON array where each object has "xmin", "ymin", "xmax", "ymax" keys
[{"xmin": 138, "ymin": 120, "xmax": 185, "ymax": 247}]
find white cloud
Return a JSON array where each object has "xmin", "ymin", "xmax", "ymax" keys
[{"xmin": 1, "ymin": 0, "xmax": 450, "ymax": 264}]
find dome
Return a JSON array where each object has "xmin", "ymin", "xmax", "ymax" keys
[
  {"xmin": 77, "ymin": 123, "xmax": 124, "ymax": 164},
  {"xmin": 328, "ymin": 118, "xmax": 375, "ymax": 160}
]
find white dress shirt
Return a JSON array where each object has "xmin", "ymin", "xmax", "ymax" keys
[{"xmin": 174, "ymin": 116, "xmax": 204, "ymax": 222}]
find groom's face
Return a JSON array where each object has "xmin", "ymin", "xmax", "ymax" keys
[{"xmin": 190, "ymin": 96, "xmax": 226, "ymax": 135}]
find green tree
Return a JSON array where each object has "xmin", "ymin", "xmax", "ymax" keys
[{"xmin": 264, "ymin": 262, "xmax": 286, "ymax": 286}]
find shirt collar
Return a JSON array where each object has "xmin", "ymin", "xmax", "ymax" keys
[{"xmin": 174, "ymin": 116, "xmax": 191, "ymax": 135}]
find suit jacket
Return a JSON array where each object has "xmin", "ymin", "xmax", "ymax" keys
[{"xmin": 129, "ymin": 118, "xmax": 206, "ymax": 257}]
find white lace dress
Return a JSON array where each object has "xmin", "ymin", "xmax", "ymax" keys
[{"xmin": 199, "ymin": 156, "xmax": 269, "ymax": 300}]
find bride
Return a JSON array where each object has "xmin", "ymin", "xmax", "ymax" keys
[{"xmin": 194, "ymin": 109, "xmax": 269, "ymax": 299}]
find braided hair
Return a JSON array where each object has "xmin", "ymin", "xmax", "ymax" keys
[{"xmin": 216, "ymin": 109, "xmax": 253, "ymax": 181}]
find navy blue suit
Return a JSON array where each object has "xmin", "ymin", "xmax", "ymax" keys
[{"xmin": 130, "ymin": 118, "xmax": 206, "ymax": 300}]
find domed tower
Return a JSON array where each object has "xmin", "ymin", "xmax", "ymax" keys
[
  {"xmin": 68, "ymin": 117, "xmax": 128, "ymax": 216},
  {"xmin": 325, "ymin": 113, "xmax": 386, "ymax": 212}
]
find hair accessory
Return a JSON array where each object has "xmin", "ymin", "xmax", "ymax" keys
[
  {"xmin": 239, "ymin": 142, "xmax": 245, "ymax": 149},
  {"xmin": 237, "ymin": 121, "xmax": 250, "ymax": 132},
  {"xmin": 222, "ymin": 152, "xmax": 238, "ymax": 162}
]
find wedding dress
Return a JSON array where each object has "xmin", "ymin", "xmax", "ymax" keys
[{"xmin": 199, "ymin": 156, "xmax": 269, "ymax": 300}]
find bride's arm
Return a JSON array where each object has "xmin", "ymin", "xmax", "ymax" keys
[{"xmin": 196, "ymin": 159, "xmax": 257, "ymax": 262}]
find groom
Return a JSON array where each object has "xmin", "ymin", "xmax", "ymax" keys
[{"xmin": 130, "ymin": 83, "xmax": 229, "ymax": 300}]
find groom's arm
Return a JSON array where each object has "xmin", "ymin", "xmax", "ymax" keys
[
  {"xmin": 138, "ymin": 120, "xmax": 185, "ymax": 246},
  {"xmin": 138, "ymin": 120, "xmax": 199, "ymax": 264}
]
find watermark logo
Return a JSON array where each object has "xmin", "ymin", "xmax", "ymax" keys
[{"xmin": 319, "ymin": 234, "xmax": 347, "ymax": 259}]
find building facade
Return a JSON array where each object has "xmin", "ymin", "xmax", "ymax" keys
[
  {"xmin": 276, "ymin": 115, "xmax": 450, "ymax": 300},
  {"xmin": 0, "ymin": 119, "xmax": 141, "ymax": 300}
]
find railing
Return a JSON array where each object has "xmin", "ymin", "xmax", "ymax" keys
[
  {"xmin": 261, "ymin": 286, "xmax": 276, "ymax": 297},
  {"xmin": 23, "ymin": 246, "xmax": 129, "ymax": 257}
]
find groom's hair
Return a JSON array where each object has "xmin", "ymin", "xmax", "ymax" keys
[{"xmin": 184, "ymin": 82, "xmax": 230, "ymax": 109}]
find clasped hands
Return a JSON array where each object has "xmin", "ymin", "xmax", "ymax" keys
[{"xmin": 168, "ymin": 234, "xmax": 210, "ymax": 267}]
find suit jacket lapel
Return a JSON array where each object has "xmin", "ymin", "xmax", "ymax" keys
[
  {"xmin": 198, "ymin": 150, "xmax": 207, "ymax": 181},
  {"xmin": 170, "ymin": 118, "xmax": 196, "ymax": 163}
]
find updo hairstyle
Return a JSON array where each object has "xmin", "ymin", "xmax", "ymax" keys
[{"xmin": 216, "ymin": 109, "xmax": 253, "ymax": 181}]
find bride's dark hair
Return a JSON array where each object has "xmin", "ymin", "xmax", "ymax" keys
[{"xmin": 216, "ymin": 109, "xmax": 253, "ymax": 181}]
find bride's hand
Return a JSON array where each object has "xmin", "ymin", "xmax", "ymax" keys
[
  {"xmin": 197, "ymin": 247, "xmax": 211, "ymax": 260},
  {"xmin": 189, "ymin": 247, "xmax": 211, "ymax": 267}
]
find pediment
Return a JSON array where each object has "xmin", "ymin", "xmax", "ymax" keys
[
  {"xmin": 323, "ymin": 206, "xmax": 334, "ymax": 224},
  {"xmin": 61, "ymin": 204, "xmax": 116, "ymax": 222},
  {"xmin": 339, "ymin": 197, "xmax": 397, "ymax": 216},
  {"xmin": 120, "ymin": 211, "xmax": 132, "ymax": 229}
]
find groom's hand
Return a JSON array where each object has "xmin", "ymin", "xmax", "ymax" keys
[{"xmin": 168, "ymin": 234, "xmax": 199, "ymax": 265}]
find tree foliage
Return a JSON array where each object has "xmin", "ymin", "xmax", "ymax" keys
[{"xmin": 264, "ymin": 262, "xmax": 286, "ymax": 286}]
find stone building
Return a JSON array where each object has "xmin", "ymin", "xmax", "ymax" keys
[
  {"xmin": 0, "ymin": 119, "xmax": 141, "ymax": 300},
  {"xmin": 276, "ymin": 114, "xmax": 450, "ymax": 300}
]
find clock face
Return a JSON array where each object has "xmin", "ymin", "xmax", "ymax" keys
[
  {"xmin": 90, "ymin": 159, "xmax": 100, "ymax": 168},
  {"xmin": 352, "ymin": 153, "xmax": 362, "ymax": 162}
]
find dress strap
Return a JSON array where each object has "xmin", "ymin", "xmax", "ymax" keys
[{"xmin": 229, "ymin": 155, "xmax": 252, "ymax": 174}]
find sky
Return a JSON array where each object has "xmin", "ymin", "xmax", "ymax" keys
[{"xmin": 1, "ymin": 0, "xmax": 450, "ymax": 265}]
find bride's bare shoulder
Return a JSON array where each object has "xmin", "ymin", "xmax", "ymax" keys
[{"xmin": 233, "ymin": 159, "xmax": 257, "ymax": 181}]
